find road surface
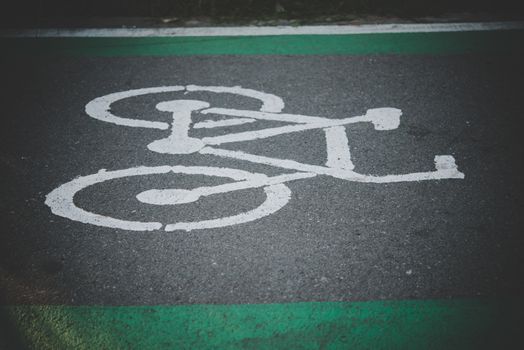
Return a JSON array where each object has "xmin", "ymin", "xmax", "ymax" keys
[{"xmin": 1, "ymin": 23, "xmax": 523, "ymax": 349}]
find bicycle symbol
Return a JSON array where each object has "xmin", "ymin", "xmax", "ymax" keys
[{"xmin": 45, "ymin": 85, "xmax": 465, "ymax": 231}]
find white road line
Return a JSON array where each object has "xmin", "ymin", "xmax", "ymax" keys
[
  {"xmin": 201, "ymin": 115, "xmax": 368, "ymax": 145},
  {"xmin": 200, "ymin": 146, "xmax": 366, "ymax": 180},
  {"xmin": 202, "ymin": 108, "xmax": 328, "ymax": 124},
  {"xmin": 194, "ymin": 117, "xmax": 256, "ymax": 129},
  {"xmin": 324, "ymin": 126, "xmax": 355, "ymax": 170},
  {"xmin": 200, "ymin": 147, "xmax": 465, "ymax": 183},
  {"xmin": 201, "ymin": 108, "xmax": 401, "ymax": 146},
  {"xmin": 2, "ymin": 21, "xmax": 523, "ymax": 38}
]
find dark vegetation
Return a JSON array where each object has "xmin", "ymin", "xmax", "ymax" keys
[{"xmin": 2, "ymin": 1, "xmax": 523, "ymax": 28}]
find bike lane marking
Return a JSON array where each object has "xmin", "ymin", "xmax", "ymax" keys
[
  {"xmin": 2, "ymin": 25, "xmax": 523, "ymax": 349},
  {"xmin": 45, "ymin": 85, "xmax": 463, "ymax": 231}
]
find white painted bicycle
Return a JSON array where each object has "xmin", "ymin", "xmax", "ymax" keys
[{"xmin": 46, "ymin": 85, "xmax": 464, "ymax": 231}]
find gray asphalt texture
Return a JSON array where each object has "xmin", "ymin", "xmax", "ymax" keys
[{"xmin": 0, "ymin": 53, "xmax": 523, "ymax": 306}]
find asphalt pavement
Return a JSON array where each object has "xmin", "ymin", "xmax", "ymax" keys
[{"xmin": 0, "ymin": 51, "xmax": 522, "ymax": 306}]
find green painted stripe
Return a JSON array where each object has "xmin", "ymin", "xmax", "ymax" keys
[
  {"xmin": 2, "ymin": 30, "xmax": 524, "ymax": 57},
  {"xmin": 3, "ymin": 299, "xmax": 519, "ymax": 349}
]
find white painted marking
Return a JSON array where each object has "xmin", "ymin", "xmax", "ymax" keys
[
  {"xmin": 200, "ymin": 147, "xmax": 464, "ymax": 183},
  {"xmin": 164, "ymin": 184, "xmax": 291, "ymax": 232},
  {"xmin": 200, "ymin": 108, "xmax": 401, "ymax": 146},
  {"xmin": 4, "ymin": 22, "xmax": 523, "ymax": 38},
  {"xmin": 201, "ymin": 115, "xmax": 371, "ymax": 145},
  {"xmin": 147, "ymin": 100, "xmax": 208, "ymax": 154},
  {"xmin": 85, "ymin": 86, "xmax": 185, "ymax": 130},
  {"xmin": 137, "ymin": 171, "xmax": 316, "ymax": 205},
  {"xmin": 186, "ymin": 85, "xmax": 284, "ymax": 113},
  {"xmin": 46, "ymin": 165, "xmax": 293, "ymax": 232},
  {"xmin": 47, "ymin": 84, "xmax": 465, "ymax": 231},
  {"xmin": 202, "ymin": 108, "xmax": 328, "ymax": 124},
  {"xmin": 85, "ymin": 85, "xmax": 284, "ymax": 131},
  {"xmin": 434, "ymin": 155, "xmax": 459, "ymax": 170},
  {"xmin": 366, "ymin": 108, "xmax": 402, "ymax": 130},
  {"xmin": 45, "ymin": 167, "xmax": 169, "ymax": 231},
  {"xmin": 325, "ymin": 126, "xmax": 354, "ymax": 170},
  {"xmin": 194, "ymin": 117, "xmax": 256, "ymax": 129}
]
